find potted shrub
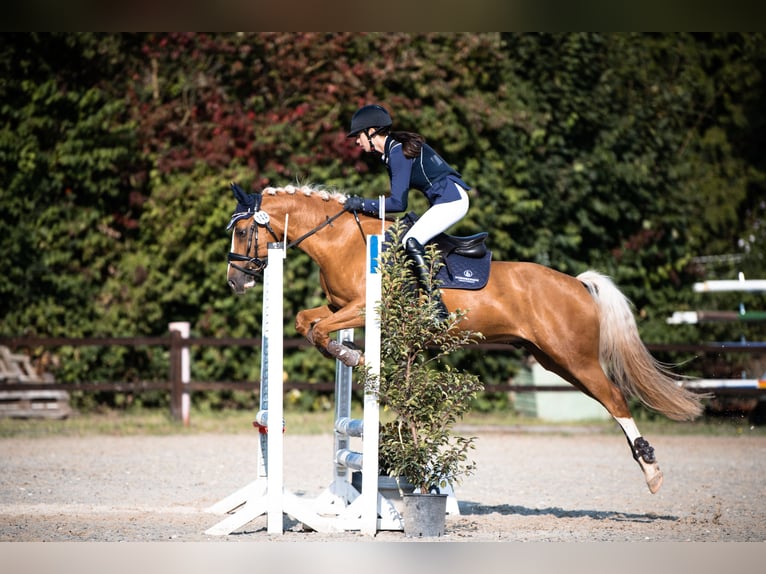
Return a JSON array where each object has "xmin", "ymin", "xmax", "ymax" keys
[{"xmin": 367, "ymin": 222, "xmax": 484, "ymax": 537}]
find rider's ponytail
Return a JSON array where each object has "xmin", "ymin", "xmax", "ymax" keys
[{"xmin": 390, "ymin": 131, "xmax": 425, "ymax": 159}]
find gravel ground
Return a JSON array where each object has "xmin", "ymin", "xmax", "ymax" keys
[{"xmin": 1, "ymin": 428, "xmax": 765, "ymax": 543}]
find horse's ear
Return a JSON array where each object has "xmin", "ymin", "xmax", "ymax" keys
[{"xmin": 230, "ymin": 182, "xmax": 253, "ymax": 206}]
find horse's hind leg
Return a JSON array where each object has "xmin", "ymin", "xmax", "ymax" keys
[
  {"xmin": 613, "ymin": 415, "xmax": 663, "ymax": 494},
  {"xmin": 586, "ymin": 372, "xmax": 663, "ymax": 493},
  {"xmin": 537, "ymin": 355, "xmax": 664, "ymax": 493}
]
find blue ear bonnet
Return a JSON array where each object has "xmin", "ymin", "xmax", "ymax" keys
[{"xmin": 227, "ymin": 182, "xmax": 262, "ymax": 230}]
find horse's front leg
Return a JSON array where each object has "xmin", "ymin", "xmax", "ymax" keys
[
  {"xmin": 295, "ymin": 304, "xmax": 366, "ymax": 366},
  {"xmin": 297, "ymin": 302, "xmax": 366, "ymax": 367},
  {"xmin": 295, "ymin": 305, "xmax": 332, "ymax": 343},
  {"xmin": 295, "ymin": 305, "xmax": 334, "ymax": 357}
]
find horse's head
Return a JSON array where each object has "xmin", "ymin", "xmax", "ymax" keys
[
  {"xmin": 226, "ymin": 182, "xmax": 281, "ymax": 294},
  {"xmin": 227, "ymin": 181, "xmax": 364, "ymax": 294}
]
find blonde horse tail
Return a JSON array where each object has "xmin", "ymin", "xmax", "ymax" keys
[{"xmin": 577, "ymin": 270, "xmax": 705, "ymax": 421}]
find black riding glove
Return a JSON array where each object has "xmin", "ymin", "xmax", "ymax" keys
[{"xmin": 344, "ymin": 195, "xmax": 366, "ymax": 212}]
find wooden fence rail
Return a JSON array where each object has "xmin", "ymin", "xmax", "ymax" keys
[{"xmin": 2, "ymin": 332, "xmax": 765, "ymax": 422}]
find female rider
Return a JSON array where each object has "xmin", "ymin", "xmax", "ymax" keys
[{"xmin": 344, "ymin": 104, "xmax": 472, "ymax": 320}]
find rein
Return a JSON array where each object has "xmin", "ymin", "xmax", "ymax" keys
[{"xmin": 285, "ymin": 208, "xmax": 354, "ymax": 250}]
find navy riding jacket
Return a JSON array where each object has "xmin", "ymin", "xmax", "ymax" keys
[{"xmin": 360, "ymin": 136, "xmax": 470, "ymax": 216}]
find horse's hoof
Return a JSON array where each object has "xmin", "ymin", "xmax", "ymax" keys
[
  {"xmin": 647, "ymin": 469, "xmax": 663, "ymax": 494},
  {"xmin": 328, "ymin": 340, "xmax": 363, "ymax": 367},
  {"xmin": 338, "ymin": 349, "xmax": 362, "ymax": 367}
]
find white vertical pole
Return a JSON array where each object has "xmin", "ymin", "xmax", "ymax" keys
[
  {"xmin": 378, "ymin": 194, "xmax": 385, "ymax": 236},
  {"xmin": 168, "ymin": 321, "xmax": 191, "ymax": 427},
  {"xmin": 361, "ymin": 234, "xmax": 382, "ymax": 536},
  {"xmin": 265, "ymin": 242, "xmax": 285, "ymax": 534}
]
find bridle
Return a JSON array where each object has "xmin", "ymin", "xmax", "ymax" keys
[
  {"xmin": 227, "ymin": 187, "xmax": 364, "ymax": 277},
  {"xmin": 227, "ymin": 210, "xmax": 279, "ymax": 277}
]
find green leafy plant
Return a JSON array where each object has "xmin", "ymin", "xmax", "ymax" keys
[{"xmin": 367, "ymin": 222, "xmax": 484, "ymax": 493}]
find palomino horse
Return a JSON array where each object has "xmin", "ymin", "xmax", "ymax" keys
[{"xmin": 226, "ymin": 183, "xmax": 705, "ymax": 494}]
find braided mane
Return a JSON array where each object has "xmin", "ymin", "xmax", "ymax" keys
[{"xmin": 262, "ymin": 183, "xmax": 349, "ymax": 206}]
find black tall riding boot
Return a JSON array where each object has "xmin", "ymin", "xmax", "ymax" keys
[{"xmin": 404, "ymin": 237, "xmax": 450, "ymax": 321}]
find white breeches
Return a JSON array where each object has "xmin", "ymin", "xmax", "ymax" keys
[{"xmin": 403, "ymin": 186, "xmax": 469, "ymax": 246}]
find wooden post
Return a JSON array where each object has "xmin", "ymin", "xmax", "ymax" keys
[
  {"xmin": 169, "ymin": 329, "xmax": 182, "ymax": 421},
  {"xmin": 169, "ymin": 322, "xmax": 191, "ymax": 426}
]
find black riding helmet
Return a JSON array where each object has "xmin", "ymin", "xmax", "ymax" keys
[{"xmin": 347, "ymin": 104, "xmax": 392, "ymax": 138}]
